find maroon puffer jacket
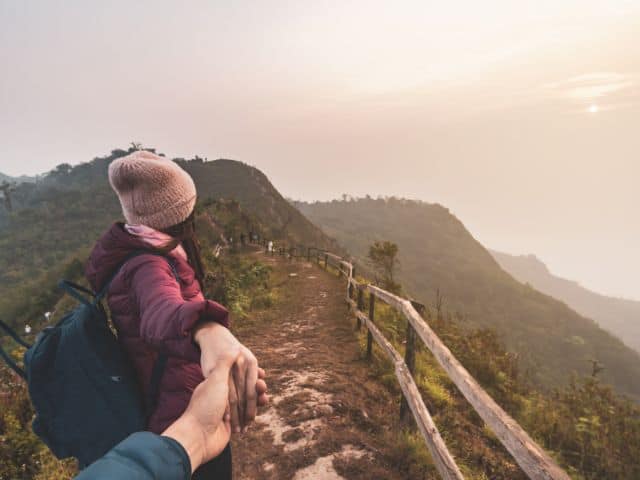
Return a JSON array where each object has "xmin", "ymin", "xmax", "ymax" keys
[{"xmin": 85, "ymin": 223, "xmax": 229, "ymax": 433}]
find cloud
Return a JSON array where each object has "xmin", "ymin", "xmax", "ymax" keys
[{"xmin": 545, "ymin": 72, "xmax": 638, "ymax": 101}]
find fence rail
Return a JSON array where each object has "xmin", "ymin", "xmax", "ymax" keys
[{"xmin": 249, "ymin": 238, "xmax": 570, "ymax": 480}]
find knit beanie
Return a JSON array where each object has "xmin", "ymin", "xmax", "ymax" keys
[{"xmin": 108, "ymin": 150, "xmax": 197, "ymax": 230}]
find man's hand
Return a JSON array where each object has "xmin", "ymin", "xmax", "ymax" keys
[
  {"xmin": 162, "ymin": 363, "xmax": 232, "ymax": 473},
  {"xmin": 194, "ymin": 322, "xmax": 268, "ymax": 433}
]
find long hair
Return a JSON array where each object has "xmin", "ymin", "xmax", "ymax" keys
[{"xmin": 160, "ymin": 212, "xmax": 206, "ymax": 287}]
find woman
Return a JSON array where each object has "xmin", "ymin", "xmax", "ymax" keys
[{"xmin": 86, "ymin": 150, "xmax": 264, "ymax": 479}]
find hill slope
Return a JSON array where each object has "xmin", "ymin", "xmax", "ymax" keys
[
  {"xmin": 0, "ymin": 148, "xmax": 336, "ymax": 328},
  {"xmin": 295, "ymin": 197, "xmax": 640, "ymax": 400},
  {"xmin": 491, "ymin": 250, "xmax": 640, "ymax": 354}
]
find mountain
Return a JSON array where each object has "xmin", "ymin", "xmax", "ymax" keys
[
  {"xmin": 2, "ymin": 157, "xmax": 640, "ymax": 480},
  {"xmin": 0, "ymin": 148, "xmax": 337, "ymax": 329},
  {"xmin": 0, "ymin": 172, "xmax": 37, "ymax": 184},
  {"xmin": 491, "ymin": 250, "xmax": 640, "ymax": 353},
  {"xmin": 295, "ymin": 197, "xmax": 640, "ymax": 400}
]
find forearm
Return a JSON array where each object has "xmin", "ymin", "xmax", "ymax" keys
[{"xmin": 162, "ymin": 415, "xmax": 205, "ymax": 474}]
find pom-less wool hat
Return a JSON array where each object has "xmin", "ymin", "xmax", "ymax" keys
[{"xmin": 108, "ymin": 151, "xmax": 197, "ymax": 230}]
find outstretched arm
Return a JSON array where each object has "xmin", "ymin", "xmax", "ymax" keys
[{"xmin": 129, "ymin": 256, "xmax": 229, "ymax": 362}]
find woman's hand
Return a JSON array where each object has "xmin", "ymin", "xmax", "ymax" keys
[{"xmin": 194, "ymin": 322, "xmax": 267, "ymax": 433}]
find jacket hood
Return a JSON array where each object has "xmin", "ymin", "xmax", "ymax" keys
[{"xmin": 85, "ymin": 222, "xmax": 164, "ymax": 293}]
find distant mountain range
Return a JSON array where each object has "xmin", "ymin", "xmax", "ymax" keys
[
  {"xmin": 0, "ymin": 172, "xmax": 37, "ymax": 184},
  {"xmin": 491, "ymin": 250, "xmax": 640, "ymax": 354},
  {"xmin": 296, "ymin": 198, "xmax": 640, "ymax": 400}
]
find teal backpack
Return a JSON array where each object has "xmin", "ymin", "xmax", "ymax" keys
[{"xmin": 0, "ymin": 252, "xmax": 176, "ymax": 467}]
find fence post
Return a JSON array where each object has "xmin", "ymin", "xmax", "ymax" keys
[
  {"xmin": 356, "ymin": 286, "xmax": 364, "ymax": 330},
  {"xmin": 401, "ymin": 301, "xmax": 425, "ymax": 422},
  {"xmin": 324, "ymin": 253, "xmax": 328, "ymax": 270},
  {"xmin": 367, "ymin": 293, "xmax": 375, "ymax": 358},
  {"xmin": 307, "ymin": 247, "xmax": 311, "ymax": 261}
]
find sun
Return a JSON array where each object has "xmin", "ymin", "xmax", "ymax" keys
[{"xmin": 588, "ymin": 104, "xmax": 599, "ymax": 113}]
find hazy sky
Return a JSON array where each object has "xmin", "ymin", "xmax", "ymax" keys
[{"xmin": 1, "ymin": 1, "xmax": 639, "ymax": 300}]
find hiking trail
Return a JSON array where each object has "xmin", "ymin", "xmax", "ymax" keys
[{"xmin": 232, "ymin": 251, "xmax": 406, "ymax": 480}]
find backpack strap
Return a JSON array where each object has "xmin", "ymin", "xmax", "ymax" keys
[
  {"xmin": 0, "ymin": 319, "xmax": 29, "ymax": 378},
  {"xmin": 58, "ymin": 280, "xmax": 94, "ymax": 306},
  {"xmin": 0, "ymin": 345, "xmax": 26, "ymax": 378},
  {"xmin": 0, "ymin": 318, "xmax": 31, "ymax": 349}
]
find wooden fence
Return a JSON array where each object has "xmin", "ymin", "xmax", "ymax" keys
[{"xmin": 247, "ymin": 237, "xmax": 570, "ymax": 479}]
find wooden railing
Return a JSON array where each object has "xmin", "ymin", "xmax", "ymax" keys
[
  {"xmin": 306, "ymin": 247, "xmax": 569, "ymax": 480},
  {"xmin": 247, "ymin": 237, "xmax": 569, "ymax": 479}
]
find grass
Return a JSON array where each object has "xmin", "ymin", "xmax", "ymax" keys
[{"xmin": 348, "ymin": 287, "xmax": 529, "ymax": 479}]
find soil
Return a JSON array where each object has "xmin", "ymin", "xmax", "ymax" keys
[{"xmin": 231, "ymin": 252, "xmax": 407, "ymax": 479}]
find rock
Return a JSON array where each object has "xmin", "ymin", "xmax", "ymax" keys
[{"xmin": 316, "ymin": 404, "xmax": 334, "ymax": 416}]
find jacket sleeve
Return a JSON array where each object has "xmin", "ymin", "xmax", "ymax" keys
[
  {"xmin": 129, "ymin": 255, "xmax": 230, "ymax": 362},
  {"xmin": 74, "ymin": 432, "xmax": 190, "ymax": 480}
]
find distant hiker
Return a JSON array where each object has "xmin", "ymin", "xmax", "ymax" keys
[
  {"xmin": 75, "ymin": 355, "xmax": 268, "ymax": 480},
  {"xmin": 240, "ymin": 233, "xmax": 246, "ymax": 245},
  {"xmin": 86, "ymin": 151, "xmax": 266, "ymax": 480},
  {"xmin": 267, "ymin": 240, "xmax": 273, "ymax": 253}
]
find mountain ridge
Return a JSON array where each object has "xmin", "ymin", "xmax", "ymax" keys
[
  {"xmin": 0, "ymin": 172, "xmax": 37, "ymax": 184},
  {"xmin": 295, "ymin": 197, "xmax": 640, "ymax": 400},
  {"xmin": 0, "ymin": 148, "xmax": 338, "ymax": 330},
  {"xmin": 491, "ymin": 249, "xmax": 640, "ymax": 353}
]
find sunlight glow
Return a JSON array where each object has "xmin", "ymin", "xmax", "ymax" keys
[{"xmin": 588, "ymin": 104, "xmax": 599, "ymax": 113}]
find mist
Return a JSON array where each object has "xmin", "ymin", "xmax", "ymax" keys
[{"xmin": 1, "ymin": 0, "xmax": 638, "ymax": 299}]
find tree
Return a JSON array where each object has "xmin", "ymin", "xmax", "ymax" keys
[
  {"xmin": 51, "ymin": 163, "xmax": 72, "ymax": 177},
  {"xmin": 367, "ymin": 240, "xmax": 401, "ymax": 293}
]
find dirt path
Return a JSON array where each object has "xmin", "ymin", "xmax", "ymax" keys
[{"xmin": 231, "ymin": 252, "xmax": 406, "ymax": 479}]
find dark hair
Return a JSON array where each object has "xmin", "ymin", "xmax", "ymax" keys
[{"xmin": 160, "ymin": 212, "xmax": 206, "ymax": 287}]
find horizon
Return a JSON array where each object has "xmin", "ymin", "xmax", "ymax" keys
[{"xmin": 1, "ymin": 1, "xmax": 639, "ymax": 301}]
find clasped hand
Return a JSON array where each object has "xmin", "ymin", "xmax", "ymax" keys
[{"xmin": 194, "ymin": 322, "xmax": 268, "ymax": 434}]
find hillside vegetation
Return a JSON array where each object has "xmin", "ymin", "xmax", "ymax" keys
[
  {"xmin": 491, "ymin": 250, "xmax": 640, "ymax": 353},
  {"xmin": 0, "ymin": 147, "xmax": 337, "ymax": 329},
  {"xmin": 359, "ymin": 278, "xmax": 640, "ymax": 480},
  {"xmin": 295, "ymin": 197, "xmax": 640, "ymax": 400}
]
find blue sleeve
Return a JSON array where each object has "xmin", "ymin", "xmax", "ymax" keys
[{"xmin": 74, "ymin": 432, "xmax": 190, "ymax": 480}]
